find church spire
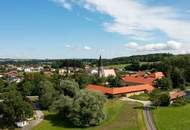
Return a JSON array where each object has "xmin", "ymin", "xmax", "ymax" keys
[{"xmin": 98, "ymin": 55, "xmax": 104, "ymax": 77}]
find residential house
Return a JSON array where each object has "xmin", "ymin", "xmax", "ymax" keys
[
  {"xmin": 122, "ymin": 72, "xmax": 165, "ymax": 85},
  {"xmin": 169, "ymin": 90, "xmax": 186, "ymax": 101},
  {"xmin": 59, "ymin": 69, "xmax": 67, "ymax": 76}
]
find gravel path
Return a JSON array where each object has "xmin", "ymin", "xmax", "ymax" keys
[{"xmin": 21, "ymin": 110, "xmax": 44, "ymax": 130}]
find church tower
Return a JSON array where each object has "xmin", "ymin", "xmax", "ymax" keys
[{"xmin": 98, "ymin": 55, "xmax": 104, "ymax": 77}]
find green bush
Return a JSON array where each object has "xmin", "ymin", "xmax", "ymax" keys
[{"xmin": 172, "ymin": 97, "xmax": 187, "ymax": 107}]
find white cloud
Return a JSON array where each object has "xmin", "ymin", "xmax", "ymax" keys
[
  {"xmin": 83, "ymin": 46, "xmax": 92, "ymax": 50},
  {"xmin": 65, "ymin": 44, "xmax": 71, "ymax": 48},
  {"xmin": 51, "ymin": 0, "xmax": 72, "ymax": 10},
  {"xmin": 84, "ymin": 16, "xmax": 93, "ymax": 22},
  {"xmin": 166, "ymin": 41, "xmax": 181, "ymax": 50},
  {"xmin": 83, "ymin": 0, "xmax": 190, "ymax": 43},
  {"xmin": 51, "ymin": 0, "xmax": 190, "ymax": 55},
  {"xmin": 124, "ymin": 42, "xmax": 138, "ymax": 49},
  {"xmin": 52, "ymin": 0, "xmax": 190, "ymax": 43},
  {"xmin": 126, "ymin": 40, "xmax": 182, "ymax": 51}
]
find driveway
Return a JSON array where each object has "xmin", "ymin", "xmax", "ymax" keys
[
  {"xmin": 21, "ymin": 110, "xmax": 44, "ymax": 130},
  {"xmin": 120, "ymin": 97, "xmax": 156, "ymax": 130}
]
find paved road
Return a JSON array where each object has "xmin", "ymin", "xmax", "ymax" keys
[
  {"xmin": 21, "ymin": 110, "xmax": 44, "ymax": 130},
  {"xmin": 120, "ymin": 97, "xmax": 156, "ymax": 130},
  {"xmin": 144, "ymin": 106, "xmax": 156, "ymax": 130}
]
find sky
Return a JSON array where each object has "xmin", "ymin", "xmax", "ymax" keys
[{"xmin": 0, "ymin": 0, "xmax": 190, "ymax": 59}]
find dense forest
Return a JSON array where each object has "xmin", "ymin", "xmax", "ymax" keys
[{"xmin": 102, "ymin": 53, "xmax": 173, "ymax": 66}]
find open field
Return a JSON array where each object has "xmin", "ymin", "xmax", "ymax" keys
[
  {"xmin": 152, "ymin": 104, "xmax": 190, "ymax": 130},
  {"xmin": 33, "ymin": 100, "xmax": 146, "ymax": 130},
  {"xmin": 105, "ymin": 64, "xmax": 130, "ymax": 69},
  {"xmin": 105, "ymin": 62, "xmax": 156, "ymax": 69}
]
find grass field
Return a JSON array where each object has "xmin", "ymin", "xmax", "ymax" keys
[
  {"xmin": 105, "ymin": 64, "xmax": 130, "ymax": 69},
  {"xmin": 129, "ymin": 93, "xmax": 150, "ymax": 101},
  {"xmin": 152, "ymin": 104, "xmax": 190, "ymax": 130},
  {"xmin": 33, "ymin": 100, "xmax": 147, "ymax": 130},
  {"xmin": 105, "ymin": 62, "xmax": 155, "ymax": 69}
]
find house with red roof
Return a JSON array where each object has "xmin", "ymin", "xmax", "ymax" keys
[
  {"xmin": 4, "ymin": 70, "xmax": 17, "ymax": 78},
  {"xmin": 169, "ymin": 90, "xmax": 186, "ymax": 101},
  {"xmin": 122, "ymin": 72, "xmax": 164, "ymax": 85},
  {"xmin": 86, "ymin": 71, "xmax": 164, "ymax": 97}
]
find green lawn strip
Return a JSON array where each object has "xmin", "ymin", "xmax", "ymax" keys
[
  {"xmin": 129, "ymin": 93, "xmax": 150, "ymax": 101},
  {"xmin": 105, "ymin": 64, "xmax": 130, "ymax": 69},
  {"xmin": 152, "ymin": 104, "xmax": 190, "ymax": 130},
  {"xmin": 185, "ymin": 86, "xmax": 190, "ymax": 90},
  {"xmin": 137, "ymin": 106, "xmax": 147, "ymax": 130},
  {"xmin": 33, "ymin": 100, "xmax": 146, "ymax": 130},
  {"xmin": 104, "ymin": 62, "xmax": 155, "ymax": 69}
]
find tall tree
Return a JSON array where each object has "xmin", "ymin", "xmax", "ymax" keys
[
  {"xmin": 59, "ymin": 80, "xmax": 80, "ymax": 98},
  {"xmin": 0, "ymin": 91, "xmax": 33, "ymax": 125},
  {"xmin": 51, "ymin": 90, "xmax": 106, "ymax": 127},
  {"xmin": 156, "ymin": 77, "xmax": 172, "ymax": 90},
  {"xmin": 170, "ymin": 68, "xmax": 185, "ymax": 89},
  {"xmin": 39, "ymin": 80, "xmax": 57, "ymax": 109}
]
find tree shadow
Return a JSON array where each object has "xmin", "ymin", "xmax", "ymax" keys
[
  {"xmin": 133, "ymin": 106, "xmax": 156, "ymax": 110},
  {"xmin": 133, "ymin": 106, "xmax": 144, "ymax": 110},
  {"xmin": 0, "ymin": 120, "xmax": 15, "ymax": 130},
  {"xmin": 44, "ymin": 114, "xmax": 75, "ymax": 128}
]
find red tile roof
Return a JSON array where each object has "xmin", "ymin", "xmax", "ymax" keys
[
  {"xmin": 122, "ymin": 72, "xmax": 165, "ymax": 85},
  {"xmin": 86, "ymin": 72, "xmax": 164, "ymax": 95},
  {"xmin": 86, "ymin": 84, "xmax": 154, "ymax": 95},
  {"xmin": 149, "ymin": 72, "xmax": 165, "ymax": 79},
  {"xmin": 4, "ymin": 70, "xmax": 17, "ymax": 77},
  {"xmin": 169, "ymin": 90, "xmax": 186, "ymax": 100},
  {"xmin": 122, "ymin": 76, "xmax": 155, "ymax": 85}
]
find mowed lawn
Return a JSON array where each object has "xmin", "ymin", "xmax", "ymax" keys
[
  {"xmin": 33, "ymin": 100, "xmax": 146, "ymax": 130},
  {"xmin": 152, "ymin": 104, "xmax": 190, "ymax": 130}
]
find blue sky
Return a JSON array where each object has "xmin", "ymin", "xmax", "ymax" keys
[{"xmin": 0, "ymin": 0, "xmax": 190, "ymax": 59}]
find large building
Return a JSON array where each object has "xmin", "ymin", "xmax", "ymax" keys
[
  {"xmin": 87, "ymin": 71, "xmax": 165, "ymax": 97},
  {"xmin": 86, "ymin": 84, "xmax": 154, "ymax": 97}
]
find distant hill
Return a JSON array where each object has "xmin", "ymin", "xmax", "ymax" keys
[{"xmin": 0, "ymin": 53, "xmax": 180, "ymax": 67}]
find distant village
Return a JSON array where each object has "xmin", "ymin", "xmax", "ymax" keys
[
  {"xmin": 0, "ymin": 56, "xmax": 185, "ymax": 103},
  {"xmin": 0, "ymin": 54, "xmax": 189, "ymax": 129}
]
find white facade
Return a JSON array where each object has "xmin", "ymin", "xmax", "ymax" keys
[
  {"xmin": 24, "ymin": 68, "xmax": 31, "ymax": 73},
  {"xmin": 59, "ymin": 69, "xmax": 67, "ymax": 75},
  {"xmin": 91, "ymin": 69, "xmax": 98, "ymax": 74},
  {"xmin": 17, "ymin": 67, "xmax": 23, "ymax": 71},
  {"xmin": 15, "ymin": 121, "xmax": 28, "ymax": 128},
  {"xmin": 103, "ymin": 69, "xmax": 116, "ymax": 77}
]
